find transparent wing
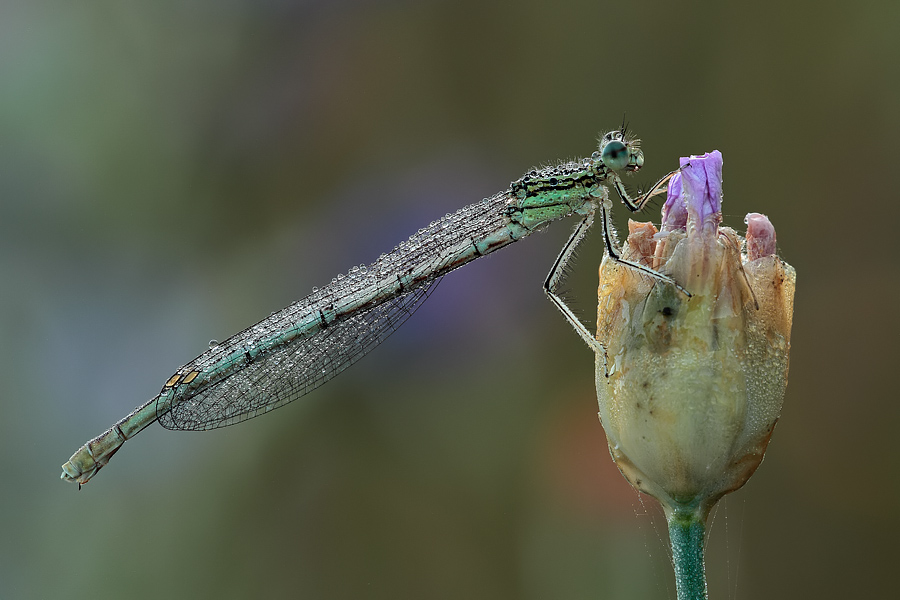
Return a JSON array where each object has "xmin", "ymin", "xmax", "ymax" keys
[
  {"xmin": 158, "ymin": 277, "xmax": 442, "ymax": 431},
  {"xmin": 155, "ymin": 190, "xmax": 514, "ymax": 432}
]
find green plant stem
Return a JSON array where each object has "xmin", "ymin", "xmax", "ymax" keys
[{"xmin": 667, "ymin": 510, "xmax": 708, "ymax": 600}]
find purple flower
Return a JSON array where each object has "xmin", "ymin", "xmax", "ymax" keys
[
  {"xmin": 661, "ymin": 151, "xmax": 723, "ymax": 237},
  {"xmin": 680, "ymin": 151, "xmax": 723, "ymax": 234},
  {"xmin": 660, "ymin": 172, "xmax": 688, "ymax": 232}
]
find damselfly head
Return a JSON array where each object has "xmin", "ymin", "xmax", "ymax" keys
[{"xmin": 599, "ymin": 129, "xmax": 643, "ymax": 172}]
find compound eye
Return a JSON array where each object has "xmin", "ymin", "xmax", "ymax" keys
[{"xmin": 601, "ymin": 140, "xmax": 629, "ymax": 170}]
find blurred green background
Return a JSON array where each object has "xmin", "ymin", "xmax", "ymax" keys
[{"xmin": 3, "ymin": 1, "xmax": 897, "ymax": 598}]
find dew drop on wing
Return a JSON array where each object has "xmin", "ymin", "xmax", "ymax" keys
[{"xmin": 159, "ymin": 205, "xmax": 461, "ymax": 432}]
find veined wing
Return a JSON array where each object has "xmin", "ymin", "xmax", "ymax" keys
[{"xmin": 156, "ymin": 192, "xmax": 519, "ymax": 431}]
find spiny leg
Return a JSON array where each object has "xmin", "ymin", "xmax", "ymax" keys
[
  {"xmin": 543, "ymin": 204, "xmax": 605, "ymax": 354},
  {"xmin": 546, "ymin": 162, "xmax": 693, "ymax": 352},
  {"xmin": 598, "ymin": 195, "xmax": 692, "ymax": 297},
  {"xmin": 605, "ymin": 164, "xmax": 693, "ymax": 296},
  {"xmin": 611, "ymin": 168, "xmax": 682, "ymax": 212},
  {"xmin": 545, "ymin": 187, "xmax": 692, "ymax": 353}
]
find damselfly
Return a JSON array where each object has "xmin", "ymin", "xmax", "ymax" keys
[{"xmin": 61, "ymin": 126, "xmax": 681, "ymax": 487}]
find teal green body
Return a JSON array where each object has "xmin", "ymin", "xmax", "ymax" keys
[{"xmin": 509, "ymin": 160, "xmax": 609, "ymax": 230}]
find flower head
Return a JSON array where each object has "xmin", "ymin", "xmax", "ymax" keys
[{"xmin": 595, "ymin": 151, "xmax": 795, "ymax": 516}]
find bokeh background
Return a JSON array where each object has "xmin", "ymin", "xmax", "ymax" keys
[{"xmin": 3, "ymin": 1, "xmax": 897, "ymax": 598}]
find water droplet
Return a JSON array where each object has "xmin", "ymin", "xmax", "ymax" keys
[{"xmin": 209, "ymin": 340, "xmax": 219, "ymax": 349}]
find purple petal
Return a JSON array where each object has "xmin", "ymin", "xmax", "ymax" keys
[
  {"xmin": 745, "ymin": 212, "xmax": 777, "ymax": 259},
  {"xmin": 679, "ymin": 150, "xmax": 723, "ymax": 235},
  {"xmin": 661, "ymin": 172, "xmax": 688, "ymax": 232}
]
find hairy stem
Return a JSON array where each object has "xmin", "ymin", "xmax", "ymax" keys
[{"xmin": 667, "ymin": 509, "xmax": 708, "ymax": 600}]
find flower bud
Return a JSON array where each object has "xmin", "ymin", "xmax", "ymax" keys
[{"xmin": 595, "ymin": 151, "xmax": 795, "ymax": 515}]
